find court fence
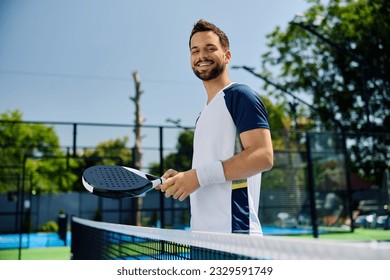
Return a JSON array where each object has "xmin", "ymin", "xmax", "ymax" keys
[{"xmin": 0, "ymin": 120, "xmax": 389, "ymax": 240}]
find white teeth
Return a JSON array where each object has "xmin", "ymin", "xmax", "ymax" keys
[{"xmin": 198, "ymin": 62, "xmax": 211, "ymax": 67}]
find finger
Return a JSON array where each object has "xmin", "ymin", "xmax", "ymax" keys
[
  {"xmin": 156, "ymin": 178, "xmax": 168, "ymax": 191},
  {"xmin": 164, "ymin": 188, "xmax": 173, "ymax": 197},
  {"xmin": 162, "ymin": 169, "xmax": 178, "ymax": 179},
  {"xmin": 172, "ymin": 189, "xmax": 182, "ymax": 200},
  {"xmin": 160, "ymin": 177, "xmax": 174, "ymax": 192},
  {"xmin": 163, "ymin": 185, "xmax": 174, "ymax": 193},
  {"xmin": 165, "ymin": 185, "xmax": 176, "ymax": 198},
  {"xmin": 178, "ymin": 192, "xmax": 189, "ymax": 201}
]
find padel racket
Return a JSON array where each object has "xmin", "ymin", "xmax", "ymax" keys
[{"xmin": 82, "ymin": 165, "xmax": 165, "ymax": 198}]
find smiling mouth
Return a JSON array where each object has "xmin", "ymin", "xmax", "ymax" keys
[{"xmin": 196, "ymin": 60, "xmax": 213, "ymax": 67}]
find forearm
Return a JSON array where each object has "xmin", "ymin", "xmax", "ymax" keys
[
  {"xmin": 222, "ymin": 146, "xmax": 273, "ymax": 181},
  {"xmin": 160, "ymin": 129, "xmax": 273, "ymax": 200}
]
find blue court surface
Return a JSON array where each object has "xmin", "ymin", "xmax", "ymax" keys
[
  {"xmin": 263, "ymin": 226, "xmax": 315, "ymax": 236},
  {"xmin": 0, "ymin": 232, "xmax": 71, "ymax": 249},
  {"xmin": 0, "ymin": 227, "xmax": 311, "ymax": 249}
]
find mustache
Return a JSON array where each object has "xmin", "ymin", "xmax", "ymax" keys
[{"xmin": 195, "ymin": 58, "xmax": 214, "ymax": 65}]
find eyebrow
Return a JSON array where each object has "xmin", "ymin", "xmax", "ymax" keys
[{"xmin": 190, "ymin": 43, "xmax": 218, "ymax": 51}]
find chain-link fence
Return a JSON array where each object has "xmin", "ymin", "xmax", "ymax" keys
[{"xmin": 1, "ymin": 121, "xmax": 389, "ymax": 240}]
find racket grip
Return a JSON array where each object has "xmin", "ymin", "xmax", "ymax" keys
[{"xmin": 152, "ymin": 177, "xmax": 166, "ymax": 189}]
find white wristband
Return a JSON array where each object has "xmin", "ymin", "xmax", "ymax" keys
[{"xmin": 196, "ymin": 161, "xmax": 226, "ymax": 186}]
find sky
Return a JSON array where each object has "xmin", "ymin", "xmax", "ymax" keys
[
  {"xmin": 0, "ymin": 0, "xmax": 313, "ymax": 124},
  {"xmin": 0, "ymin": 0, "xmax": 312, "ymax": 165}
]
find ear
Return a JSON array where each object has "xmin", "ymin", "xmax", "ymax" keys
[{"xmin": 224, "ymin": 50, "xmax": 231, "ymax": 64}]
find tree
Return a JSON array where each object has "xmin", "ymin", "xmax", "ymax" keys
[
  {"xmin": 149, "ymin": 129, "xmax": 194, "ymax": 175},
  {"xmin": 75, "ymin": 137, "xmax": 133, "ymax": 191},
  {"xmin": 260, "ymin": 0, "xmax": 389, "ymax": 184},
  {"xmin": 82, "ymin": 137, "xmax": 132, "ymax": 167},
  {"xmin": 260, "ymin": 94, "xmax": 313, "ymax": 150},
  {"xmin": 0, "ymin": 110, "xmax": 79, "ymax": 194}
]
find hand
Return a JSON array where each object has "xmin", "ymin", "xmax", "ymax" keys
[
  {"xmin": 155, "ymin": 169, "xmax": 179, "ymax": 191},
  {"xmin": 158, "ymin": 169, "xmax": 200, "ymax": 201}
]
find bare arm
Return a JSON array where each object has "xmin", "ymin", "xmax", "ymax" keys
[
  {"xmin": 159, "ymin": 128, "xmax": 273, "ymax": 201},
  {"xmin": 223, "ymin": 128, "xmax": 273, "ymax": 180}
]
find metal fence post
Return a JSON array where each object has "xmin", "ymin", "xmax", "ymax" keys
[
  {"xmin": 305, "ymin": 132, "xmax": 319, "ymax": 238},
  {"xmin": 159, "ymin": 126, "xmax": 165, "ymax": 228},
  {"xmin": 72, "ymin": 123, "xmax": 77, "ymax": 157}
]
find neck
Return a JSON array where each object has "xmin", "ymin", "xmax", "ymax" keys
[{"xmin": 202, "ymin": 73, "xmax": 232, "ymax": 104}]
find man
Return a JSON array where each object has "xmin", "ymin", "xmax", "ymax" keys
[{"xmin": 158, "ymin": 19, "xmax": 273, "ymax": 234}]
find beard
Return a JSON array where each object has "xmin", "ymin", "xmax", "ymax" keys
[{"xmin": 192, "ymin": 60, "xmax": 225, "ymax": 81}]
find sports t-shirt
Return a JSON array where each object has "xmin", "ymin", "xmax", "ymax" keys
[{"xmin": 191, "ymin": 83, "xmax": 270, "ymax": 234}]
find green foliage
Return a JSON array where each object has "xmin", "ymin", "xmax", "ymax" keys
[
  {"xmin": 0, "ymin": 110, "xmax": 135, "ymax": 194},
  {"xmin": 261, "ymin": 95, "xmax": 289, "ymax": 130},
  {"xmin": 168, "ymin": 130, "xmax": 194, "ymax": 171},
  {"xmin": 72, "ymin": 136, "xmax": 133, "ymax": 192},
  {"xmin": 262, "ymin": 0, "xmax": 389, "ymax": 131},
  {"xmin": 0, "ymin": 110, "xmax": 80, "ymax": 194},
  {"xmin": 149, "ymin": 129, "xmax": 194, "ymax": 175},
  {"xmin": 260, "ymin": 0, "xmax": 390, "ymax": 184},
  {"xmin": 82, "ymin": 137, "xmax": 132, "ymax": 167}
]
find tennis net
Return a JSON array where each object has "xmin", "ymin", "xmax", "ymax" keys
[{"xmin": 71, "ymin": 217, "xmax": 390, "ymax": 260}]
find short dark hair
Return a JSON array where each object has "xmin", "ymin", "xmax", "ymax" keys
[{"xmin": 189, "ymin": 19, "xmax": 230, "ymax": 50}]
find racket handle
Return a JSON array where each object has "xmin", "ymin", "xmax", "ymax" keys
[{"xmin": 152, "ymin": 177, "xmax": 166, "ymax": 189}]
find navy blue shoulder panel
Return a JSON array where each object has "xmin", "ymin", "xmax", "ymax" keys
[{"xmin": 223, "ymin": 84, "xmax": 270, "ymax": 134}]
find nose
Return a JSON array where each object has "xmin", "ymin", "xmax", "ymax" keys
[
  {"xmin": 198, "ymin": 54, "xmax": 210, "ymax": 64},
  {"xmin": 202, "ymin": 49, "xmax": 212, "ymax": 59},
  {"xmin": 194, "ymin": 49, "xmax": 209, "ymax": 61}
]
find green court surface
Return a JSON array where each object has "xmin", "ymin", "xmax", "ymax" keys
[
  {"xmin": 286, "ymin": 228, "xmax": 390, "ymax": 242},
  {"xmin": 0, "ymin": 246, "xmax": 71, "ymax": 260}
]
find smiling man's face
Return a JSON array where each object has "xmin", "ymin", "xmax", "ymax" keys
[{"xmin": 190, "ymin": 31, "xmax": 230, "ymax": 81}]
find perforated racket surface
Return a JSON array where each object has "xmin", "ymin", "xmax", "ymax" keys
[{"xmin": 82, "ymin": 165, "xmax": 163, "ymax": 198}]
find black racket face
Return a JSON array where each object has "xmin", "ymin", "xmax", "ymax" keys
[{"xmin": 82, "ymin": 165, "xmax": 152, "ymax": 198}]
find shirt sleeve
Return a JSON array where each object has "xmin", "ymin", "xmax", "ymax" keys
[{"xmin": 223, "ymin": 84, "xmax": 270, "ymax": 134}]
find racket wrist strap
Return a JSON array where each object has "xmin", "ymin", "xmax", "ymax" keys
[{"xmin": 196, "ymin": 161, "xmax": 226, "ymax": 187}]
